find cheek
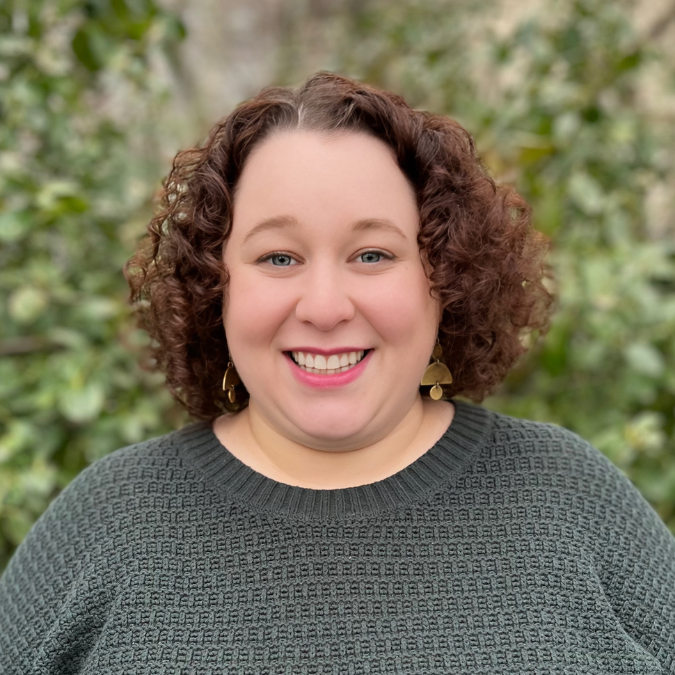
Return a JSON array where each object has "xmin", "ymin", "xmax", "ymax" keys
[
  {"xmin": 223, "ymin": 271, "xmax": 293, "ymax": 348},
  {"xmin": 359, "ymin": 266, "xmax": 438, "ymax": 345}
]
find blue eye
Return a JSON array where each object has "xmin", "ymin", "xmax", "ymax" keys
[
  {"xmin": 267, "ymin": 253, "xmax": 295, "ymax": 266},
  {"xmin": 359, "ymin": 251, "xmax": 384, "ymax": 263}
]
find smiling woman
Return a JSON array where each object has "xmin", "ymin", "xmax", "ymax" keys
[{"xmin": 1, "ymin": 73, "xmax": 674, "ymax": 674}]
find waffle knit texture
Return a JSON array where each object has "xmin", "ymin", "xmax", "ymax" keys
[{"xmin": 1, "ymin": 400, "xmax": 674, "ymax": 674}]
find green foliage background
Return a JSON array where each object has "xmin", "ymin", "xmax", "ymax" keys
[{"xmin": 1, "ymin": 0, "xmax": 674, "ymax": 570}]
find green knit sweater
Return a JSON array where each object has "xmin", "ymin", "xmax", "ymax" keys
[{"xmin": 1, "ymin": 401, "xmax": 674, "ymax": 674}]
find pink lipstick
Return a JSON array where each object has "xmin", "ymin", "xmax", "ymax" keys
[{"xmin": 285, "ymin": 349, "xmax": 373, "ymax": 388}]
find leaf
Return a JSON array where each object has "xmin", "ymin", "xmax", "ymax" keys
[
  {"xmin": 624, "ymin": 343, "xmax": 665, "ymax": 378},
  {"xmin": 0, "ymin": 421, "xmax": 36, "ymax": 464},
  {"xmin": 58, "ymin": 384, "xmax": 106, "ymax": 424},
  {"xmin": 35, "ymin": 180, "xmax": 81, "ymax": 212},
  {"xmin": 71, "ymin": 27, "xmax": 102, "ymax": 71},
  {"xmin": 624, "ymin": 411, "xmax": 666, "ymax": 456},
  {"xmin": 0, "ymin": 210, "xmax": 31, "ymax": 243},
  {"xmin": 568, "ymin": 171, "xmax": 605, "ymax": 215},
  {"xmin": 2, "ymin": 509, "xmax": 35, "ymax": 546},
  {"xmin": 7, "ymin": 286, "xmax": 48, "ymax": 324}
]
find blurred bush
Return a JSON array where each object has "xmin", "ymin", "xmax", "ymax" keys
[
  {"xmin": 0, "ymin": 0, "xmax": 186, "ymax": 570},
  {"xmin": 1, "ymin": 0, "xmax": 674, "ymax": 571}
]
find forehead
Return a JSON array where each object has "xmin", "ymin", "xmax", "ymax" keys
[{"xmin": 232, "ymin": 130, "xmax": 418, "ymax": 234}]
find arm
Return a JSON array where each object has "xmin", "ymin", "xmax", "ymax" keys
[
  {"xmin": 578, "ymin": 439, "xmax": 675, "ymax": 671},
  {"xmin": 0, "ymin": 461, "xmax": 119, "ymax": 675}
]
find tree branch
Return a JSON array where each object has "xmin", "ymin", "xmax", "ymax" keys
[
  {"xmin": 648, "ymin": 0, "xmax": 675, "ymax": 41},
  {"xmin": 0, "ymin": 337, "xmax": 64, "ymax": 357}
]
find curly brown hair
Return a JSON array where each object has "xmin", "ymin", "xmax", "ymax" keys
[{"xmin": 126, "ymin": 72, "xmax": 553, "ymax": 420}]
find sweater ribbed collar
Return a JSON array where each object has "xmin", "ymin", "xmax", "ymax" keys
[{"xmin": 176, "ymin": 399, "xmax": 492, "ymax": 520}]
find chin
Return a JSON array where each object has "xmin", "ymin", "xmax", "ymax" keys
[{"xmin": 286, "ymin": 406, "xmax": 375, "ymax": 450}]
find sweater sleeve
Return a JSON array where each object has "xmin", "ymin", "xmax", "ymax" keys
[
  {"xmin": 0, "ymin": 456, "xmax": 122, "ymax": 675},
  {"xmin": 571, "ymin": 432, "xmax": 675, "ymax": 672}
]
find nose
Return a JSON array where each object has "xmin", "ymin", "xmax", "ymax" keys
[{"xmin": 294, "ymin": 265, "xmax": 356, "ymax": 331}]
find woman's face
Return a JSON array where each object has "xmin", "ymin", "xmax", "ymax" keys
[{"xmin": 223, "ymin": 130, "xmax": 440, "ymax": 450}]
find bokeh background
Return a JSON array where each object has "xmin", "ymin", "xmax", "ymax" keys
[{"xmin": 1, "ymin": 0, "xmax": 675, "ymax": 571}]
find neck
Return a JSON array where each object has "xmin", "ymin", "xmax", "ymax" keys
[{"xmin": 213, "ymin": 396, "xmax": 454, "ymax": 489}]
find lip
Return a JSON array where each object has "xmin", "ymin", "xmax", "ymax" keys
[{"xmin": 285, "ymin": 349, "xmax": 373, "ymax": 389}]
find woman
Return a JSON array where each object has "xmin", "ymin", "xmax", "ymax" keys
[{"xmin": 1, "ymin": 73, "xmax": 673, "ymax": 674}]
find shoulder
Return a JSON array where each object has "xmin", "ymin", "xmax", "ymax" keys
[
  {"xmin": 479, "ymin": 406, "xmax": 660, "ymax": 522},
  {"xmin": 66, "ymin": 422, "xmax": 209, "ymax": 493},
  {"xmin": 479, "ymin": 406, "xmax": 600, "ymax": 466},
  {"xmin": 22, "ymin": 422, "xmax": 213, "ymax": 544},
  {"xmin": 475, "ymin": 406, "xmax": 642, "ymax": 503},
  {"xmin": 3, "ymin": 423, "xmax": 213, "ymax": 578}
]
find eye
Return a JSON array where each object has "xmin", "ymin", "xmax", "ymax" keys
[
  {"xmin": 356, "ymin": 250, "xmax": 392, "ymax": 264},
  {"xmin": 259, "ymin": 252, "xmax": 298, "ymax": 266}
]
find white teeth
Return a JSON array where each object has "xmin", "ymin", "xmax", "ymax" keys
[{"xmin": 290, "ymin": 350, "xmax": 367, "ymax": 373}]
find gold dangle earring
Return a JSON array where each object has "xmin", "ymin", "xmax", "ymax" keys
[
  {"xmin": 222, "ymin": 360, "xmax": 241, "ymax": 404},
  {"xmin": 421, "ymin": 340, "xmax": 453, "ymax": 400}
]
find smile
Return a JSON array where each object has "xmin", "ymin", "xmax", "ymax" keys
[{"xmin": 289, "ymin": 350, "xmax": 368, "ymax": 374}]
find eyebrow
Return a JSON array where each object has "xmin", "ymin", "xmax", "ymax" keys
[
  {"xmin": 242, "ymin": 215, "xmax": 408, "ymax": 243},
  {"xmin": 352, "ymin": 218, "xmax": 408, "ymax": 240},
  {"xmin": 242, "ymin": 215, "xmax": 298, "ymax": 243}
]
